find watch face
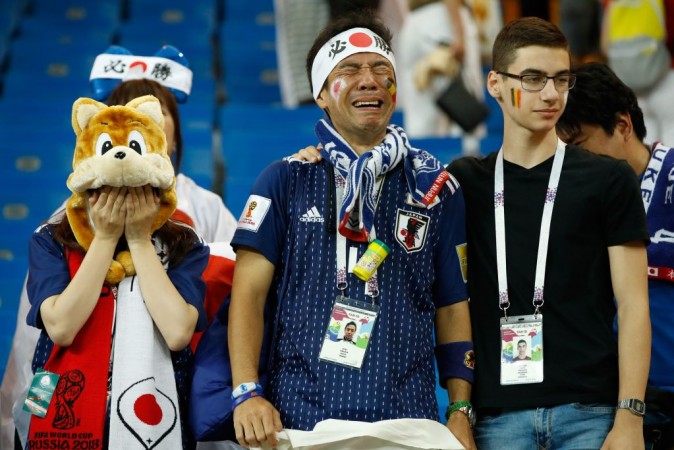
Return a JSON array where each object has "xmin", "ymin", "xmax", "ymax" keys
[
  {"xmin": 618, "ymin": 399, "xmax": 646, "ymax": 416},
  {"xmin": 632, "ymin": 400, "xmax": 645, "ymax": 414}
]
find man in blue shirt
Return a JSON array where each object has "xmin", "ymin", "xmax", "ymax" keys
[{"xmin": 228, "ymin": 11, "xmax": 475, "ymax": 450}]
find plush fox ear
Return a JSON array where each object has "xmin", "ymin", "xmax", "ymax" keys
[
  {"xmin": 126, "ymin": 95, "xmax": 164, "ymax": 129},
  {"xmin": 72, "ymin": 98, "xmax": 108, "ymax": 136}
]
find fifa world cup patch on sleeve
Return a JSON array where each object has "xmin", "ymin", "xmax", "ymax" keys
[{"xmin": 237, "ymin": 195, "xmax": 271, "ymax": 232}]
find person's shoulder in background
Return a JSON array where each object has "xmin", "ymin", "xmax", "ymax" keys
[{"xmin": 175, "ymin": 173, "xmax": 238, "ymax": 242}]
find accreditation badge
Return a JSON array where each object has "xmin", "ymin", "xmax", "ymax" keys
[
  {"xmin": 23, "ymin": 368, "xmax": 60, "ymax": 417},
  {"xmin": 500, "ymin": 314, "xmax": 543, "ymax": 385},
  {"xmin": 319, "ymin": 296, "xmax": 379, "ymax": 370}
]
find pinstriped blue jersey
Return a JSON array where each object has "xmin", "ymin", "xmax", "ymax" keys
[{"xmin": 232, "ymin": 158, "xmax": 468, "ymax": 430}]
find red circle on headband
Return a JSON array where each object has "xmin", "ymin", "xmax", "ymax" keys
[
  {"xmin": 349, "ymin": 32, "xmax": 372, "ymax": 48},
  {"xmin": 129, "ymin": 61, "xmax": 147, "ymax": 72}
]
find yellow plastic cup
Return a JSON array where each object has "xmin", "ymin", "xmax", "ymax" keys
[{"xmin": 353, "ymin": 239, "xmax": 391, "ymax": 281}]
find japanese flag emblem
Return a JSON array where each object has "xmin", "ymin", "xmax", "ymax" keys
[{"xmin": 117, "ymin": 377, "xmax": 178, "ymax": 449}]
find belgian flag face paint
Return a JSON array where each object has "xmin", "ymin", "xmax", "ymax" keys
[
  {"xmin": 386, "ymin": 78, "xmax": 397, "ymax": 105},
  {"xmin": 510, "ymin": 88, "xmax": 522, "ymax": 109}
]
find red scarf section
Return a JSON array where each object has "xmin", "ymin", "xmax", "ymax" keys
[{"xmin": 27, "ymin": 250, "xmax": 114, "ymax": 450}]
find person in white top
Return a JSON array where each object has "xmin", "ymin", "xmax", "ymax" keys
[{"xmin": 397, "ymin": 0, "xmax": 487, "ymax": 153}]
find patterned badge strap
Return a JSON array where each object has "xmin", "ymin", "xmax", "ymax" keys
[
  {"xmin": 494, "ymin": 138, "xmax": 566, "ymax": 316},
  {"xmin": 334, "ymin": 171, "xmax": 380, "ymax": 299}
]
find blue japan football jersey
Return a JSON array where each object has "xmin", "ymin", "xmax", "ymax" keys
[{"xmin": 232, "ymin": 159, "xmax": 467, "ymax": 430}]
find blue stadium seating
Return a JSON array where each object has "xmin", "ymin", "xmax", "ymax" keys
[
  {"xmin": 125, "ymin": 0, "xmax": 218, "ymax": 35},
  {"xmin": 219, "ymin": 19, "xmax": 279, "ymax": 104},
  {"xmin": 223, "ymin": 0, "xmax": 273, "ymax": 23}
]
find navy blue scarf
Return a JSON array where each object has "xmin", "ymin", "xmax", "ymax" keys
[{"xmin": 315, "ymin": 118, "xmax": 450, "ymax": 242}]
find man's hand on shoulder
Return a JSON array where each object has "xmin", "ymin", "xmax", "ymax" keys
[
  {"xmin": 233, "ymin": 396, "xmax": 283, "ymax": 448},
  {"xmin": 447, "ymin": 412, "xmax": 476, "ymax": 450},
  {"xmin": 290, "ymin": 144, "xmax": 322, "ymax": 162}
]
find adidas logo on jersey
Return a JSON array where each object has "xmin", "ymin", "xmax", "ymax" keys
[{"xmin": 299, "ymin": 206, "xmax": 325, "ymax": 223}]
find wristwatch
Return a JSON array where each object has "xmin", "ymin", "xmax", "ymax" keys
[
  {"xmin": 447, "ymin": 401, "xmax": 477, "ymax": 428},
  {"xmin": 616, "ymin": 398, "xmax": 646, "ymax": 417}
]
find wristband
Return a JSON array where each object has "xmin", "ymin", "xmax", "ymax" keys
[
  {"xmin": 446, "ymin": 400, "xmax": 472, "ymax": 419},
  {"xmin": 446, "ymin": 400, "xmax": 476, "ymax": 428},
  {"xmin": 435, "ymin": 341, "xmax": 475, "ymax": 385},
  {"xmin": 231, "ymin": 390, "xmax": 265, "ymax": 411},
  {"xmin": 232, "ymin": 382, "xmax": 263, "ymax": 400}
]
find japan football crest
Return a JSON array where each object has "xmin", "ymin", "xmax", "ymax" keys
[{"xmin": 395, "ymin": 209, "xmax": 430, "ymax": 253}]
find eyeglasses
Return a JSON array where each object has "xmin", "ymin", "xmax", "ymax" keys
[{"xmin": 496, "ymin": 71, "xmax": 576, "ymax": 92}]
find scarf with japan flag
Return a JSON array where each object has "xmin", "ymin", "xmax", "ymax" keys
[
  {"xmin": 109, "ymin": 236, "xmax": 235, "ymax": 449},
  {"xmin": 109, "ymin": 273, "xmax": 182, "ymax": 449}
]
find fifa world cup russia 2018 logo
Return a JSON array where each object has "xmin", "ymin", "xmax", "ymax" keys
[
  {"xmin": 246, "ymin": 201, "xmax": 258, "ymax": 218},
  {"xmin": 53, "ymin": 369, "xmax": 85, "ymax": 429}
]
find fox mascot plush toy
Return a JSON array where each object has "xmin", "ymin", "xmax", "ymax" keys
[{"xmin": 65, "ymin": 95, "xmax": 177, "ymax": 283}]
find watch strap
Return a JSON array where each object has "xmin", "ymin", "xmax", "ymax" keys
[{"xmin": 616, "ymin": 398, "xmax": 646, "ymax": 416}]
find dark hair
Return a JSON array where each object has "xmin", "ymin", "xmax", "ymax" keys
[
  {"xmin": 306, "ymin": 10, "xmax": 393, "ymax": 95},
  {"xmin": 517, "ymin": 340, "xmax": 527, "ymax": 346},
  {"xmin": 557, "ymin": 62, "xmax": 647, "ymax": 143},
  {"xmin": 345, "ymin": 321, "xmax": 357, "ymax": 330},
  {"xmin": 492, "ymin": 17, "xmax": 568, "ymax": 72},
  {"xmin": 107, "ymin": 79, "xmax": 183, "ymax": 173}
]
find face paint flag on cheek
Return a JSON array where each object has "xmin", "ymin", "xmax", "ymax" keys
[
  {"xmin": 511, "ymin": 88, "xmax": 521, "ymax": 108},
  {"xmin": 331, "ymin": 78, "xmax": 345, "ymax": 100},
  {"xmin": 386, "ymin": 78, "xmax": 397, "ymax": 104},
  {"xmin": 116, "ymin": 377, "xmax": 178, "ymax": 449}
]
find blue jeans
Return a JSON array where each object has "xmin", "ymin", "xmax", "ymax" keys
[{"xmin": 474, "ymin": 403, "xmax": 616, "ymax": 450}]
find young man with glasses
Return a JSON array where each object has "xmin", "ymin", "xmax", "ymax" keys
[{"xmin": 447, "ymin": 17, "xmax": 651, "ymax": 449}]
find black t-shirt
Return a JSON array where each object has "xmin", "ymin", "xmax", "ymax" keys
[{"xmin": 448, "ymin": 144, "xmax": 649, "ymax": 410}]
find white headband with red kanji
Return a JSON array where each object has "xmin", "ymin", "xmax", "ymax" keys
[
  {"xmin": 311, "ymin": 27, "xmax": 396, "ymax": 100},
  {"xmin": 90, "ymin": 52, "xmax": 193, "ymax": 100}
]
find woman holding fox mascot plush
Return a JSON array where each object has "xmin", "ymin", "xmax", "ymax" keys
[{"xmin": 23, "ymin": 94, "xmax": 208, "ymax": 450}]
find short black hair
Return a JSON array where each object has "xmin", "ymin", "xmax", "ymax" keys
[
  {"xmin": 557, "ymin": 62, "xmax": 647, "ymax": 143},
  {"xmin": 517, "ymin": 340, "xmax": 527, "ymax": 346},
  {"xmin": 345, "ymin": 321, "xmax": 357, "ymax": 330},
  {"xmin": 305, "ymin": 10, "xmax": 393, "ymax": 95}
]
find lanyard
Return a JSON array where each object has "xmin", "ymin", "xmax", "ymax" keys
[
  {"xmin": 495, "ymin": 139, "xmax": 566, "ymax": 317},
  {"xmin": 334, "ymin": 171, "xmax": 382, "ymax": 300}
]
